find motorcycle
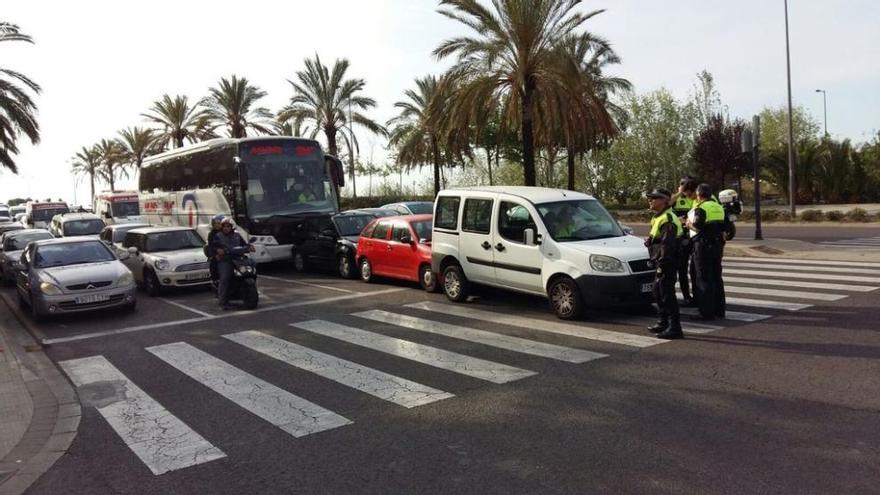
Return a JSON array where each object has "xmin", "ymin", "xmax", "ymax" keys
[
  {"xmin": 718, "ymin": 189, "xmax": 742, "ymax": 241},
  {"xmin": 213, "ymin": 243, "xmax": 259, "ymax": 309}
]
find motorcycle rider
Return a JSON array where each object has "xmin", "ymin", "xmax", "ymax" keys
[
  {"xmin": 206, "ymin": 214, "xmax": 225, "ymax": 286},
  {"xmin": 214, "ymin": 217, "xmax": 254, "ymax": 310}
]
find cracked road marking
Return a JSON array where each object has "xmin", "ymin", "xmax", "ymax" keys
[
  {"xmin": 59, "ymin": 355, "xmax": 225, "ymax": 475},
  {"xmin": 353, "ymin": 310, "xmax": 608, "ymax": 364},
  {"xmin": 225, "ymin": 331, "xmax": 454, "ymax": 408},
  {"xmin": 291, "ymin": 320, "xmax": 536, "ymax": 384},
  {"xmin": 146, "ymin": 342, "xmax": 351, "ymax": 437},
  {"xmin": 405, "ymin": 302, "xmax": 664, "ymax": 348}
]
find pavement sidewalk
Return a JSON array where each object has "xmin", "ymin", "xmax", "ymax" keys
[{"xmin": 0, "ymin": 302, "xmax": 80, "ymax": 495}]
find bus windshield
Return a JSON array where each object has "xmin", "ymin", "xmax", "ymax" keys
[
  {"xmin": 241, "ymin": 143, "xmax": 336, "ymax": 219},
  {"xmin": 111, "ymin": 201, "xmax": 140, "ymax": 217}
]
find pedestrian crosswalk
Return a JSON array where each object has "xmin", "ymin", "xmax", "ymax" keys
[
  {"xmin": 817, "ymin": 237, "xmax": 880, "ymax": 249},
  {"xmin": 57, "ymin": 256, "xmax": 879, "ymax": 476}
]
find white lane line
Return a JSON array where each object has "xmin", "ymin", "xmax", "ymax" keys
[
  {"xmin": 259, "ymin": 274, "xmax": 353, "ymax": 293},
  {"xmin": 291, "ymin": 320, "xmax": 536, "ymax": 384},
  {"xmin": 158, "ymin": 297, "xmax": 215, "ymax": 318},
  {"xmin": 678, "ymin": 307, "xmax": 770, "ymax": 322},
  {"xmin": 42, "ymin": 288, "xmax": 405, "ymax": 345},
  {"xmin": 224, "ymin": 331, "xmax": 454, "ymax": 408},
  {"xmin": 724, "ymin": 257, "xmax": 880, "ymax": 268},
  {"xmin": 59, "ymin": 356, "xmax": 225, "ymax": 475},
  {"xmin": 598, "ymin": 314, "xmax": 722, "ymax": 334},
  {"xmin": 724, "ymin": 268, "xmax": 880, "ymax": 285},
  {"xmin": 353, "ymin": 310, "xmax": 608, "ymax": 364},
  {"xmin": 722, "ymin": 276, "xmax": 877, "ymax": 292},
  {"xmin": 677, "ymin": 292, "xmax": 811, "ymax": 311},
  {"xmin": 724, "ymin": 261, "xmax": 880, "ymax": 276},
  {"xmin": 723, "ymin": 285, "xmax": 846, "ymax": 301},
  {"xmin": 404, "ymin": 301, "xmax": 664, "ymax": 348},
  {"xmin": 146, "ymin": 342, "xmax": 351, "ymax": 437}
]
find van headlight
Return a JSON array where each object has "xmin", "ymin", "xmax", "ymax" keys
[
  {"xmin": 118, "ymin": 272, "xmax": 134, "ymax": 287},
  {"xmin": 153, "ymin": 259, "xmax": 170, "ymax": 271},
  {"xmin": 39, "ymin": 281, "xmax": 63, "ymax": 295},
  {"xmin": 589, "ymin": 254, "xmax": 624, "ymax": 273}
]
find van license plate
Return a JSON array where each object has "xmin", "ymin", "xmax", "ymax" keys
[
  {"xmin": 640, "ymin": 282, "xmax": 654, "ymax": 293},
  {"xmin": 76, "ymin": 294, "xmax": 110, "ymax": 304}
]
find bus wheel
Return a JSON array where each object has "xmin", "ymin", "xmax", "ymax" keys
[{"xmin": 293, "ymin": 251, "xmax": 308, "ymax": 272}]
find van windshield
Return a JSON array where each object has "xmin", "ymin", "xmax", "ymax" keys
[{"xmin": 537, "ymin": 200, "xmax": 623, "ymax": 242}]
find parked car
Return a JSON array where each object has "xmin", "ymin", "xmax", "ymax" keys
[
  {"xmin": 48, "ymin": 212, "xmax": 105, "ymax": 238},
  {"xmin": 14, "ymin": 238, "xmax": 137, "ymax": 321},
  {"xmin": 291, "ymin": 208, "xmax": 397, "ymax": 277},
  {"xmin": 431, "ymin": 187, "xmax": 654, "ymax": 320},
  {"xmin": 0, "ymin": 207, "xmax": 10, "ymax": 222},
  {"xmin": 0, "ymin": 229, "xmax": 54, "ymax": 284},
  {"xmin": 0, "ymin": 223, "xmax": 25, "ymax": 236},
  {"xmin": 14, "ymin": 213, "xmax": 27, "ymax": 225},
  {"xmin": 99, "ymin": 223, "xmax": 151, "ymax": 255},
  {"xmin": 121, "ymin": 226, "xmax": 211, "ymax": 296},
  {"xmin": 357, "ymin": 214, "xmax": 436, "ymax": 291},
  {"xmin": 379, "ymin": 201, "xmax": 434, "ymax": 215}
]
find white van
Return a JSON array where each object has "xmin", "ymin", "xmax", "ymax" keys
[
  {"xmin": 93, "ymin": 191, "xmax": 144, "ymax": 225},
  {"xmin": 25, "ymin": 201, "xmax": 70, "ymax": 230},
  {"xmin": 431, "ymin": 187, "xmax": 655, "ymax": 319}
]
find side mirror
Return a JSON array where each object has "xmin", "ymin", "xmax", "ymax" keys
[
  {"xmin": 104, "ymin": 212, "xmax": 112, "ymax": 219},
  {"xmin": 12, "ymin": 261, "xmax": 25, "ymax": 271},
  {"xmin": 524, "ymin": 228, "xmax": 536, "ymax": 246},
  {"xmin": 127, "ymin": 246, "xmax": 138, "ymax": 255},
  {"xmin": 618, "ymin": 222, "xmax": 634, "ymax": 235},
  {"xmin": 398, "ymin": 235, "xmax": 412, "ymax": 244}
]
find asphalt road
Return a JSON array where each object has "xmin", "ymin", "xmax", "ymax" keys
[
  {"xmin": 628, "ymin": 223, "xmax": 880, "ymax": 244},
  {"xmin": 4, "ymin": 258, "xmax": 879, "ymax": 494}
]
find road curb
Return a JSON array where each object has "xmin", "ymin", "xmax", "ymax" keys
[{"xmin": 0, "ymin": 293, "xmax": 80, "ymax": 495}]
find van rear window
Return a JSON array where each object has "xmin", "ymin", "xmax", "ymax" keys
[{"xmin": 435, "ymin": 196, "xmax": 460, "ymax": 230}]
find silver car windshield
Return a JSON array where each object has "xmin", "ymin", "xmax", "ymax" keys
[
  {"xmin": 34, "ymin": 242, "xmax": 115, "ymax": 268},
  {"xmin": 8, "ymin": 232, "xmax": 53, "ymax": 250}
]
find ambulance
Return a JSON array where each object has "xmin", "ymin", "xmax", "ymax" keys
[{"xmin": 93, "ymin": 191, "xmax": 144, "ymax": 225}]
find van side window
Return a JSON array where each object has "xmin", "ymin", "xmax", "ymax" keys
[
  {"xmin": 462, "ymin": 199, "xmax": 493, "ymax": 234},
  {"xmin": 435, "ymin": 196, "xmax": 460, "ymax": 230},
  {"xmin": 372, "ymin": 221, "xmax": 391, "ymax": 240},
  {"xmin": 499, "ymin": 201, "xmax": 536, "ymax": 244}
]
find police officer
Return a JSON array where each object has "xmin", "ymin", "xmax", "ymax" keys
[
  {"xmin": 672, "ymin": 177, "xmax": 698, "ymax": 306},
  {"xmin": 645, "ymin": 188, "xmax": 684, "ymax": 340},
  {"xmin": 686, "ymin": 183, "xmax": 726, "ymax": 320}
]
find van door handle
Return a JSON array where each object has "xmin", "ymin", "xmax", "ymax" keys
[
  {"xmin": 481, "ymin": 241, "xmax": 491, "ymax": 250},
  {"xmin": 495, "ymin": 243, "xmax": 505, "ymax": 252}
]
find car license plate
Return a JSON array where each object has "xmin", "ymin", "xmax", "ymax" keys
[
  {"xmin": 185, "ymin": 272, "xmax": 209, "ymax": 280},
  {"xmin": 75, "ymin": 294, "xmax": 110, "ymax": 304},
  {"xmin": 640, "ymin": 282, "xmax": 654, "ymax": 293}
]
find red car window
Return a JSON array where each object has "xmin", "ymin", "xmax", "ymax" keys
[{"xmin": 372, "ymin": 221, "xmax": 391, "ymax": 240}]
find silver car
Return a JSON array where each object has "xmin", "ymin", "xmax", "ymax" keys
[
  {"xmin": 15, "ymin": 238, "xmax": 137, "ymax": 321},
  {"xmin": 0, "ymin": 229, "xmax": 54, "ymax": 283}
]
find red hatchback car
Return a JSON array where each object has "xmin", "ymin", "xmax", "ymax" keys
[{"xmin": 356, "ymin": 214, "xmax": 436, "ymax": 291}]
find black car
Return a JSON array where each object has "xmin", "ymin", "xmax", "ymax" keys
[{"xmin": 291, "ymin": 208, "xmax": 398, "ymax": 278}]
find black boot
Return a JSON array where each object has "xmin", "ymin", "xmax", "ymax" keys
[
  {"xmin": 648, "ymin": 321, "xmax": 668, "ymax": 334},
  {"xmin": 657, "ymin": 322, "xmax": 684, "ymax": 340}
]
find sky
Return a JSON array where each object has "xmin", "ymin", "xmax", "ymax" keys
[{"xmin": 2, "ymin": 0, "xmax": 878, "ymax": 205}]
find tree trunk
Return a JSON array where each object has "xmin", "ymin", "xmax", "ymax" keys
[
  {"xmin": 89, "ymin": 175, "xmax": 95, "ymax": 205},
  {"xmin": 521, "ymin": 85, "xmax": 536, "ymax": 187},
  {"xmin": 566, "ymin": 147, "xmax": 576, "ymax": 191},
  {"xmin": 108, "ymin": 165, "xmax": 115, "ymax": 191},
  {"xmin": 431, "ymin": 136, "xmax": 441, "ymax": 195},
  {"xmin": 485, "ymin": 147, "xmax": 494, "ymax": 186}
]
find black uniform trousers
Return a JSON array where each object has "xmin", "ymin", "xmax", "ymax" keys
[
  {"xmin": 653, "ymin": 262, "xmax": 680, "ymax": 326},
  {"xmin": 692, "ymin": 235, "xmax": 725, "ymax": 318},
  {"xmin": 677, "ymin": 236, "xmax": 694, "ymax": 299}
]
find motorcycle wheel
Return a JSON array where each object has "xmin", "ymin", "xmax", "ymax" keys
[{"xmin": 243, "ymin": 283, "xmax": 259, "ymax": 309}]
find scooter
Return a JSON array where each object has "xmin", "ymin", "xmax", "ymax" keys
[
  {"xmin": 213, "ymin": 244, "xmax": 259, "ymax": 309},
  {"xmin": 718, "ymin": 189, "xmax": 742, "ymax": 240}
]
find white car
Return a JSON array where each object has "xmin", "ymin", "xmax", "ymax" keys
[
  {"xmin": 121, "ymin": 226, "xmax": 211, "ymax": 296},
  {"xmin": 99, "ymin": 223, "xmax": 151, "ymax": 256},
  {"xmin": 431, "ymin": 186, "xmax": 654, "ymax": 320},
  {"xmin": 48, "ymin": 212, "xmax": 105, "ymax": 239}
]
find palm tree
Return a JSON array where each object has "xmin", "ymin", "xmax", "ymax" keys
[
  {"xmin": 117, "ymin": 126, "xmax": 160, "ymax": 171},
  {"xmin": 71, "ymin": 146, "xmax": 101, "ymax": 204},
  {"xmin": 0, "ymin": 22, "xmax": 41, "ymax": 173},
  {"xmin": 279, "ymin": 54, "xmax": 387, "ymax": 197},
  {"xmin": 96, "ymin": 139, "xmax": 127, "ymax": 191},
  {"xmin": 434, "ymin": 0, "xmax": 606, "ymax": 186},
  {"xmin": 142, "ymin": 94, "xmax": 212, "ymax": 149},
  {"xmin": 201, "ymin": 75, "xmax": 273, "ymax": 138}
]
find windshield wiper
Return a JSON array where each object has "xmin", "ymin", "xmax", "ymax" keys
[{"xmin": 582, "ymin": 234, "xmax": 621, "ymax": 240}]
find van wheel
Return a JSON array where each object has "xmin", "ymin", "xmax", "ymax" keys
[
  {"xmin": 549, "ymin": 277, "xmax": 583, "ymax": 320},
  {"xmin": 442, "ymin": 265, "xmax": 469, "ymax": 302},
  {"xmin": 360, "ymin": 258, "xmax": 374, "ymax": 283},
  {"xmin": 144, "ymin": 270, "xmax": 162, "ymax": 297},
  {"xmin": 419, "ymin": 265, "xmax": 437, "ymax": 292}
]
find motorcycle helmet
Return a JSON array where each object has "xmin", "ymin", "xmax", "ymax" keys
[
  {"xmin": 718, "ymin": 189, "xmax": 743, "ymax": 215},
  {"xmin": 221, "ymin": 217, "xmax": 236, "ymax": 228},
  {"xmin": 211, "ymin": 214, "xmax": 225, "ymax": 228}
]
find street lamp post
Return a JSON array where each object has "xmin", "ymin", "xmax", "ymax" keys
[
  {"xmin": 742, "ymin": 116, "xmax": 763, "ymax": 241},
  {"xmin": 815, "ymin": 89, "xmax": 827, "ymax": 136},
  {"xmin": 784, "ymin": 0, "xmax": 796, "ymax": 219}
]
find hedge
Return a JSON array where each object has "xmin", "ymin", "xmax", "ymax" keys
[{"xmin": 339, "ymin": 195, "xmax": 435, "ymax": 211}]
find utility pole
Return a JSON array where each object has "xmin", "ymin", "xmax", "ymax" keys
[
  {"xmin": 348, "ymin": 98, "xmax": 357, "ymax": 198},
  {"xmin": 815, "ymin": 89, "xmax": 827, "ymax": 136},
  {"xmin": 784, "ymin": 0, "xmax": 797, "ymax": 219},
  {"xmin": 742, "ymin": 116, "xmax": 763, "ymax": 240}
]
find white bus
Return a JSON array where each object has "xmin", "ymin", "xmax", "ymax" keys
[
  {"xmin": 93, "ymin": 191, "xmax": 144, "ymax": 225},
  {"xmin": 138, "ymin": 137, "xmax": 344, "ymax": 263}
]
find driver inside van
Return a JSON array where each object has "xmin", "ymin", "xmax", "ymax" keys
[{"xmin": 554, "ymin": 205, "xmax": 578, "ymax": 238}]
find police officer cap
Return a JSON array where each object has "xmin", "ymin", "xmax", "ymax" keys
[{"xmin": 646, "ymin": 188, "xmax": 672, "ymax": 200}]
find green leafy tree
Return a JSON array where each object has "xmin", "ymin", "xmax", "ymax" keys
[
  {"xmin": 757, "ymin": 105, "xmax": 820, "ymax": 201},
  {"xmin": 279, "ymin": 54, "xmax": 387, "ymax": 197},
  {"xmin": 117, "ymin": 126, "xmax": 160, "ymax": 171},
  {"xmin": 434, "ymin": 0, "xmax": 606, "ymax": 186},
  {"xmin": 692, "ymin": 115, "xmax": 747, "ymax": 191},
  {"xmin": 142, "ymin": 94, "xmax": 212, "ymax": 149},
  {"xmin": 0, "ymin": 22, "xmax": 41, "ymax": 173},
  {"xmin": 201, "ymin": 75, "xmax": 273, "ymax": 138},
  {"xmin": 71, "ymin": 146, "xmax": 102, "ymax": 204},
  {"xmin": 96, "ymin": 139, "xmax": 127, "ymax": 191}
]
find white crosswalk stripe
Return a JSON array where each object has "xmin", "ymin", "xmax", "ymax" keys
[
  {"xmin": 596, "ymin": 314, "xmax": 722, "ymax": 334},
  {"xmin": 724, "ymin": 256, "xmax": 880, "ymax": 268},
  {"xmin": 59, "ymin": 356, "xmax": 226, "ymax": 475},
  {"xmin": 352, "ymin": 310, "xmax": 608, "ymax": 364},
  {"xmin": 678, "ymin": 291, "xmax": 812, "ymax": 311},
  {"xmin": 678, "ymin": 307, "xmax": 770, "ymax": 322},
  {"xmin": 724, "ymin": 268, "xmax": 880, "ymax": 285},
  {"xmin": 291, "ymin": 320, "xmax": 537, "ymax": 384},
  {"xmin": 724, "ymin": 261, "xmax": 880, "ymax": 276},
  {"xmin": 404, "ymin": 301, "xmax": 665, "ymax": 348},
  {"xmin": 722, "ymin": 276, "xmax": 877, "ymax": 292},
  {"xmin": 146, "ymin": 342, "xmax": 353, "ymax": 437},
  {"xmin": 818, "ymin": 238, "xmax": 880, "ymax": 248},
  {"xmin": 723, "ymin": 285, "xmax": 846, "ymax": 301},
  {"xmin": 224, "ymin": 330, "xmax": 454, "ymax": 408}
]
